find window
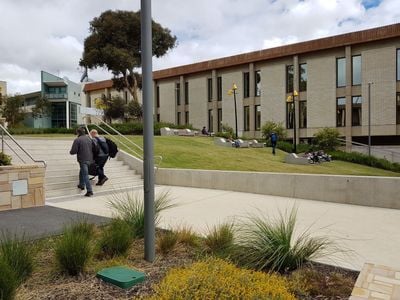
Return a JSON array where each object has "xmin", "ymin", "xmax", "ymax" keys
[
  {"xmin": 156, "ymin": 86, "xmax": 160, "ymax": 108},
  {"xmin": 299, "ymin": 63, "xmax": 307, "ymax": 92},
  {"xmin": 352, "ymin": 96, "xmax": 362, "ymax": 126},
  {"xmin": 397, "ymin": 49, "xmax": 400, "ymax": 81},
  {"xmin": 336, "ymin": 57, "xmax": 346, "ymax": 87},
  {"xmin": 299, "ymin": 101, "xmax": 307, "ymax": 128},
  {"xmin": 185, "ymin": 111, "xmax": 189, "ymax": 125},
  {"xmin": 208, "ymin": 109, "xmax": 213, "ymax": 132},
  {"xmin": 352, "ymin": 55, "xmax": 361, "ymax": 86},
  {"xmin": 244, "ymin": 106, "xmax": 250, "ymax": 131},
  {"xmin": 217, "ymin": 108, "xmax": 222, "ymax": 132},
  {"xmin": 243, "ymin": 72, "xmax": 250, "ymax": 98},
  {"xmin": 184, "ymin": 82, "xmax": 189, "ymax": 104},
  {"xmin": 176, "ymin": 82, "xmax": 181, "ymax": 105},
  {"xmin": 336, "ymin": 97, "xmax": 346, "ymax": 127},
  {"xmin": 51, "ymin": 102, "xmax": 66, "ymax": 128},
  {"xmin": 207, "ymin": 78, "xmax": 212, "ymax": 102},
  {"xmin": 156, "ymin": 114, "xmax": 160, "ymax": 122},
  {"xmin": 397, "ymin": 93, "xmax": 400, "ymax": 124},
  {"xmin": 286, "ymin": 102, "xmax": 294, "ymax": 129},
  {"xmin": 217, "ymin": 77, "xmax": 222, "ymax": 101},
  {"xmin": 69, "ymin": 103, "xmax": 78, "ymax": 128},
  {"xmin": 177, "ymin": 112, "xmax": 181, "ymax": 125},
  {"xmin": 286, "ymin": 65, "xmax": 294, "ymax": 93},
  {"xmin": 255, "ymin": 70, "xmax": 261, "ymax": 96},
  {"xmin": 255, "ymin": 105, "xmax": 261, "ymax": 130}
]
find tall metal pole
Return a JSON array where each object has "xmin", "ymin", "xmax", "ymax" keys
[
  {"xmin": 141, "ymin": 0, "xmax": 155, "ymax": 262},
  {"xmin": 368, "ymin": 82, "xmax": 372, "ymax": 156},
  {"xmin": 293, "ymin": 92, "xmax": 297, "ymax": 153},
  {"xmin": 233, "ymin": 90, "xmax": 238, "ymax": 139}
]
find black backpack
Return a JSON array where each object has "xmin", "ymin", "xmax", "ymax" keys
[{"xmin": 106, "ymin": 138, "xmax": 118, "ymax": 158}]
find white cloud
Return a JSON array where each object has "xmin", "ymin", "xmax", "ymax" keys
[{"xmin": 0, "ymin": 0, "xmax": 399, "ymax": 94}]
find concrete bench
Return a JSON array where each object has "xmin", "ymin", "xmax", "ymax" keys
[
  {"xmin": 214, "ymin": 137, "xmax": 234, "ymax": 147},
  {"xmin": 178, "ymin": 129, "xmax": 196, "ymax": 136},
  {"xmin": 160, "ymin": 127, "xmax": 175, "ymax": 136},
  {"xmin": 284, "ymin": 153, "xmax": 309, "ymax": 165},
  {"xmin": 250, "ymin": 139, "xmax": 264, "ymax": 148}
]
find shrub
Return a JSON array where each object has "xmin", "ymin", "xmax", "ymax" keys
[
  {"xmin": 313, "ymin": 128, "xmax": 340, "ymax": 151},
  {"xmin": 175, "ymin": 225, "xmax": 200, "ymax": 248},
  {"xmin": 149, "ymin": 258, "xmax": 295, "ymax": 300},
  {"xmin": 261, "ymin": 121, "xmax": 287, "ymax": 142},
  {"xmin": 289, "ymin": 267, "xmax": 355, "ymax": 298},
  {"xmin": 0, "ymin": 258, "xmax": 18, "ymax": 300},
  {"xmin": 204, "ymin": 222, "xmax": 236, "ymax": 258},
  {"xmin": 0, "ymin": 233, "xmax": 34, "ymax": 284},
  {"xmin": 69, "ymin": 219, "xmax": 95, "ymax": 240},
  {"xmin": 99, "ymin": 218, "xmax": 132, "ymax": 257},
  {"xmin": 330, "ymin": 150, "xmax": 400, "ymax": 173},
  {"xmin": 236, "ymin": 207, "xmax": 333, "ymax": 273},
  {"xmin": 157, "ymin": 230, "xmax": 179, "ymax": 255},
  {"xmin": 0, "ymin": 152, "xmax": 12, "ymax": 166},
  {"xmin": 108, "ymin": 190, "xmax": 175, "ymax": 239},
  {"xmin": 55, "ymin": 227, "xmax": 92, "ymax": 276}
]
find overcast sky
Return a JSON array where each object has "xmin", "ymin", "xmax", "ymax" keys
[{"xmin": 0, "ymin": 0, "xmax": 398, "ymax": 94}]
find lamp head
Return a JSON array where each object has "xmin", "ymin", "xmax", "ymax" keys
[
  {"xmin": 227, "ymin": 89, "xmax": 233, "ymax": 96},
  {"xmin": 286, "ymin": 95, "xmax": 293, "ymax": 102},
  {"xmin": 232, "ymin": 83, "xmax": 238, "ymax": 90},
  {"xmin": 293, "ymin": 90, "xmax": 298, "ymax": 97}
]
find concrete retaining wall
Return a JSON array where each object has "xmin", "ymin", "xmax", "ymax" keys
[{"xmin": 155, "ymin": 168, "xmax": 400, "ymax": 209}]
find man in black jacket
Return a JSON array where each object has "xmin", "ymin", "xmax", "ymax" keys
[{"xmin": 69, "ymin": 127, "xmax": 94, "ymax": 197}]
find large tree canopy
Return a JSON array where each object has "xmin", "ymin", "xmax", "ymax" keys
[{"xmin": 80, "ymin": 10, "xmax": 177, "ymax": 102}]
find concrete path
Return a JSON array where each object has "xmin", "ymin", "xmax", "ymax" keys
[{"xmin": 47, "ymin": 185, "xmax": 400, "ymax": 271}]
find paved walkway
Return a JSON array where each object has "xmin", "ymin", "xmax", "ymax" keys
[
  {"xmin": 47, "ymin": 185, "xmax": 400, "ymax": 271},
  {"xmin": 351, "ymin": 263, "xmax": 400, "ymax": 299}
]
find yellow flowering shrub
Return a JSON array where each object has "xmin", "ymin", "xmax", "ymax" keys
[{"xmin": 149, "ymin": 258, "xmax": 295, "ymax": 300}]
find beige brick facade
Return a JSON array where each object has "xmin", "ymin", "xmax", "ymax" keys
[
  {"xmin": 0, "ymin": 165, "xmax": 45, "ymax": 211},
  {"xmin": 154, "ymin": 24, "xmax": 400, "ymax": 143}
]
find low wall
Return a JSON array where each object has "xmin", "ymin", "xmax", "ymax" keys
[
  {"xmin": 155, "ymin": 168, "xmax": 400, "ymax": 209},
  {"xmin": 0, "ymin": 164, "xmax": 45, "ymax": 211},
  {"xmin": 117, "ymin": 150, "xmax": 143, "ymax": 177}
]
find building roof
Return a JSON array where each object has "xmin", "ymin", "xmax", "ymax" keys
[
  {"xmin": 153, "ymin": 23, "xmax": 400, "ymax": 80},
  {"xmin": 83, "ymin": 79, "xmax": 113, "ymax": 93}
]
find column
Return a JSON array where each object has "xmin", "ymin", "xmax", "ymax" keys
[
  {"xmin": 293, "ymin": 55, "xmax": 300, "ymax": 144},
  {"xmin": 66, "ymin": 100, "xmax": 70, "ymax": 129},
  {"xmin": 345, "ymin": 46, "xmax": 352, "ymax": 151}
]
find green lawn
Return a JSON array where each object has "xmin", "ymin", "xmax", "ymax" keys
[{"xmin": 19, "ymin": 134, "xmax": 400, "ymax": 176}]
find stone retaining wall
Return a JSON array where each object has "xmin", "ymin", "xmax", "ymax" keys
[{"xmin": 0, "ymin": 165, "xmax": 45, "ymax": 211}]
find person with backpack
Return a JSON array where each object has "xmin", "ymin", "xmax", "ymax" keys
[
  {"xmin": 90, "ymin": 129, "xmax": 109, "ymax": 186},
  {"xmin": 69, "ymin": 127, "xmax": 95, "ymax": 197},
  {"xmin": 270, "ymin": 132, "xmax": 278, "ymax": 155}
]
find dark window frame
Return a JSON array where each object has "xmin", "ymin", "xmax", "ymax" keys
[
  {"xmin": 352, "ymin": 55, "xmax": 362, "ymax": 86},
  {"xmin": 208, "ymin": 109, "xmax": 213, "ymax": 132},
  {"xmin": 299, "ymin": 63, "xmax": 307, "ymax": 92},
  {"xmin": 255, "ymin": 70, "xmax": 261, "ymax": 97},
  {"xmin": 286, "ymin": 65, "xmax": 294, "ymax": 93},
  {"xmin": 176, "ymin": 82, "xmax": 181, "ymax": 106},
  {"xmin": 217, "ymin": 77, "xmax": 222, "ymax": 101},
  {"xmin": 396, "ymin": 93, "xmax": 400, "ymax": 124},
  {"xmin": 352, "ymin": 95, "xmax": 362, "ymax": 126},
  {"xmin": 336, "ymin": 97, "xmax": 346, "ymax": 127},
  {"xmin": 207, "ymin": 78, "xmax": 212, "ymax": 102},
  {"xmin": 156, "ymin": 86, "xmax": 160, "ymax": 108},
  {"xmin": 255, "ymin": 105, "xmax": 261, "ymax": 131},
  {"xmin": 217, "ymin": 108, "xmax": 222, "ymax": 132},
  {"xmin": 184, "ymin": 82, "xmax": 189, "ymax": 105},
  {"xmin": 336, "ymin": 57, "xmax": 346, "ymax": 88},
  {"xmin": 243, "ymin": 106, "xmax": 250, "ymax": 131},
  {"xmin": 177, "ymin": 111, "xmax": 181, "ymax": 125},
  {"xmin": 286, "ymin": 102, "xmax": 294, "ymax": 129},
  {"xmin": 185, "ymin": 111, "xmax": 189, "ymax": 126},
  {"xmin": 243, "ymin": 72, "xmax": 250, "ymax": 98},
  {"xmin": 299, "ymin": 100, "xmax": 307, "ymax": 129},
  {"xmin": 397, "ymin": 49, "xmax": 400, "ymax": 81}
]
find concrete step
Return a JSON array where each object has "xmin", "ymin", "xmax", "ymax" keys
[
  {"xmin": 45, "ymin": 174, "xmax": 141, "ymax": 190},
  {"xmin": 45, "ymin": 179, "xmax": 143, "ymax": 199},
  {"xmin": 45, "ymin": 169, "xmax": 138, "ymax": 184},
  {"xmin": 46, "ymin": 160, "xmax": 125, "ymax": 170},
  {"xmin": 45, "ymin": 164, "xmax": 132, "ymax": 177}
]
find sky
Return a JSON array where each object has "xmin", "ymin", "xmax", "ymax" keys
[{"xmin": 0, "ymin": 0, "xmax": 398, "ymax": 94}]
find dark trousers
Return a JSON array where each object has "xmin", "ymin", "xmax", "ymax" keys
[
  {"xmin": 96, "ymin": 156, "xmax": 108, "ymax": 180},
  {"xmin": 271, "ymin": 141, "xmax": 277, "ymax": 155}
]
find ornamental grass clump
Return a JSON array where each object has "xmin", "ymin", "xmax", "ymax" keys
[
  {"xmin": 236, "ymin": 207, "xmax": 333, "ymax": 273},
  {"xmin": 99, "ymin": 218, "xmax": 132, "ymax": 257},
  {"xmin": 149, "ymin": 258, "xmax": 295, "ymax": 300},
  {"xmin": 175, "ymin": 225, "xmax": 200, "ymax": 248},
  {"xmin": 55, "ymin": 223, "xmax": 93, "ymax": 276},
  {"xmin": 108, "ymin": 190, "xmax": 175, "ymax": 239},
  {"xmin": 0, "ymin": 258, "xmax": 18, "ymax": 300},
  {"xmin": 157, "ymin": 230, "xmax": 179, "ymax": 255},
  {"xmin": 0, "ymin": 232, "xmax": 34, "ymax": 284},
  {"xmin": 204, "ymin": 222, "xmax": 236, "ymax": 258}
]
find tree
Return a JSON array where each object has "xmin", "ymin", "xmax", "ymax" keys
[
  {"xmin": 0, "ymin": 95, "xmax": 25, "ymax": 127},
  {"xmin": 127, "ymin": 100, "xmax": 143, "ymax": 120},
  {"xmin": 32, "ymin": 96, "xmax": 51, "ymax": 119},
  {"xmin": 261, "ymin": 121, "xmax": 287, "ymax": 142},
  {"xmin": 80, "ymin": 10, "xmax": 177, "ymax": 103},
  {"xmin": 95, "ymin": 95, "xmax": 126, "ymax": 124},
  {"xmin": 313, "ymin": 128, "xmax": 340, "ymax": 151}
]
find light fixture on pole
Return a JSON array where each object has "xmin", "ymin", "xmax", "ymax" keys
[
  {"xmin": 228, "ymin": 83, "xmax": 238, "ymax": 139},
  {"xmin": 286, "ymin": 90, "xmax": 298, "ymax": 153}
]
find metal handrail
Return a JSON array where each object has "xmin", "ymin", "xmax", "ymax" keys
[
  {"xmin": 82, "ymin": 116, "xmax": 163, "ymax": 168},
  {"xmin": 0, "ymin": 124, "xmax": 47, "ymax": 167},
  {"xmin": 337, "ymin": 138, "xmax": 400, "ymax": 161}
]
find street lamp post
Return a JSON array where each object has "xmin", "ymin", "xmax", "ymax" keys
[
  {"xmin": 228, "ymin": 84, "xmax": 238, "ymax": 139},
  {"xmin": 287, "ymin": 90, "xmax": 298, "ymax": 153}
]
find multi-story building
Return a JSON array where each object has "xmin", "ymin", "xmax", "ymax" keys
[
  {"xmin": 22, "ymin": 71, "xmax": 82, "ymax": 128},
  {"xmin": 0, "ymin": 81, "xmax": 6, "ymax": 99},
  {"xmin": 153, "ymin": 23, "xmax": 400, "ymax": 145}
]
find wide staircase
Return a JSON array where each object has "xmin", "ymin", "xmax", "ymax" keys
[{"xmin": 4, "ymin": 137, "xmax": 143, "ymax": 200}]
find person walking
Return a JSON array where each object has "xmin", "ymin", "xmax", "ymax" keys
[
  {"xmin": 270, "ymin": 132, "xmax": 278, "ymax": 155},
  {"xmin": 90, "ymin": 129, "xmax": 109, "ymax": 186},
  {"xmin": 69, "ymin": 127, "xmax": 94, "ymax": 197}
]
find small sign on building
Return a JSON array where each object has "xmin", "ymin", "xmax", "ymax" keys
[{"xmin": 12, "ymin": 180, "xmax": 28, "ymax": 196}]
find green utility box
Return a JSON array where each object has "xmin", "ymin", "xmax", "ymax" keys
[{"xmin": 97, "ymin": 266, "xmax": 146, "ymax": 289}]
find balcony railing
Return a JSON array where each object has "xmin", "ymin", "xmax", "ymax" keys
[{"xmin": 45, "ymin": 93, "xmax": 67, "ymax": 99}]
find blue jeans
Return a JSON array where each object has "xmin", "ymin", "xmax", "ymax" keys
[{"xmin": 79, "ymin": 161, "xmax": 92, "ymax": 192}]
